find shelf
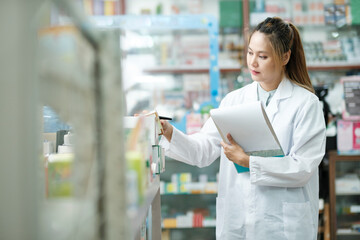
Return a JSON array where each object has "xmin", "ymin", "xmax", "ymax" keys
[
  {"xmin": 40, "ymin": 198, "xmax": 96, "ymax": 239},
  {"xmin": 329, "ymin": 152, "xmax": 360, "ymax": 161},
  {"xmin": 143, "ymin": 66, "xmax": 241, "ymax": 74},
  {"xmin": 143, "ymin": 64, "xmax": 360, "ymax": 74},
  {"xmin": 329, "ymin": 151, "xmax": 360, "ymax": 239},
  {"xmin": 129, "ymin": 175, "xmax": 160, "ymax": 236},
  {"xmin": 162, "ymin": 226, "xmax": 215, "ymax": 230},
  {"xmin": 307, "ymin": 63, "xmax": 360, "ymax": 71},
  {"xmin": 337, "ymin": 229, "xmax": 360, "ymax": 236},
  {"xmin": 162, "ymin": 192, "xmax": 217, "ymax": 196},
  {"xmin": 336, "ymin": 192, "xmax": 360, "ymax": 196}
]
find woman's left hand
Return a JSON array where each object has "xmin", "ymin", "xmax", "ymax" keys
[{"xmin": 221, "ymin": 133, "xmax": 250, "ymax": 168}]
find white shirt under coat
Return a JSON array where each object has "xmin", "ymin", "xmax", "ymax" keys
[{"xmin": 160, "ymin": 78, "xmax": 326, "ymax": 240}]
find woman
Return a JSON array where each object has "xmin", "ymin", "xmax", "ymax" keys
[{"xmin": 160, "ymin": 17, "xmax": 326, "ymax": 240}]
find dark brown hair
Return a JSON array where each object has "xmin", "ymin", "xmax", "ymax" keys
[{"xmin": 249, "ymin": 17, "xmax": 314, "ymax": 93}]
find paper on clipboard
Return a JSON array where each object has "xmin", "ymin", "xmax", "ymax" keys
[{"xmin": 210, "ymin": 101, "xmax": 284, "ymax": 173}]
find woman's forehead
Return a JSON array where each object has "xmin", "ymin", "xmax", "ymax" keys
[{"xmin": 249, "ymin": 31, "xmax": 272, "ymax": 52}]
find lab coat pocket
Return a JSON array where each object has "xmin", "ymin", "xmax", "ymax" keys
[
  {"xmin": 216, "ymin": 197, "xmax": 225, "ymax": 238},
  {"xmin": 283, "ymin": 201, "xmax": 315, "ymax": 240}
]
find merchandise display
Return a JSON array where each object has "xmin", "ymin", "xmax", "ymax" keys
[
  {"xmin": 5, "ymin": 0, "xmax": 360, "ymax": 239},
  {"xmin": 37, "ymin": 1, "xmax": 164, "ymax": 239},
  {"xmin": 91, "ymin": 14, "xmax": 220, "ymax": 133},
  {"xmin": 124, "ymin": 114, "xmax": 165, "ymax": 207},
  {"xmin": 304, "ymin": 38, "xmax": 360, "ymax": 65},
  {"xmin": 121, "ymin": 1, "xmax": 360, "ymax": 240},
  {"xmin": 160, "ymin": 173, "xmax": 218, "ymax": 195},
  {"xmin": 329, "ymin": 152, "xmax": 360, "ymax": 238}
]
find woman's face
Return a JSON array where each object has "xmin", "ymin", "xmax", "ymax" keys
[{"xmin": 247, "ymin": 31, "xmax": 283, "ymax": 91}]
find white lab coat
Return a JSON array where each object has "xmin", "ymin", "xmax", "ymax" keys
[{"xmin": 161, "ymin": 78, "xmax": 326, "ymax": 240}]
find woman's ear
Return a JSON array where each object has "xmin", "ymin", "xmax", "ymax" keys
[{"xmin": 283, "ymin": 50, "xmax": 291, "ymax": 66}]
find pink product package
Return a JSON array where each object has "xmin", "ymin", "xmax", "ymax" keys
[{"xmin": 337, "ymin": 120, "xmax": 360, "ymax": 155}]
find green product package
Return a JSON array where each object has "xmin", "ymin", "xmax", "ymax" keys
[
  {"xmin": 351, "ymin": 0, "xmax": 360, "ymax": 25},
  {"xmin": 126, "ymin": 151, "xmax": 145, "ymax": 203},
  {"xmin": 47, "ymin": 153, "xmax": 73, "ymax": 198}
]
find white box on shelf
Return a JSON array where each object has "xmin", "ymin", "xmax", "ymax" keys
[
  {"xmin": 350, "ymin": 205, "xmax": 360, "ymax": 213},
  {"xmin": 335, "ymin": 174, "xmax": 360, "ymax": 194}
]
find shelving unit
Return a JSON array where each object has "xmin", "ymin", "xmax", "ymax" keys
[
  {"xmin": 162, "ymin": 192, "xmax": 217, "ymax": 196},
  {"xmin": 36, "ymin": 1, "xmax": 164, "ymax": 239},
  {"xmin": 160, "ymin": 158, "xmax": 219, "ymax": 239},
  {"xmin": 329, "ymin": 151, "xmax": 360, "ymax": 240},
  {"xmin": 112, "ymin": 2, "xmax": 360, "ymax": 240},
  {"xmin": 89, "ymin": 14, "xmax": 221, "ymax": 240},
  {"xmin": 143, "ymin": 66, "xmax": 241, "ymax": 74},
  {"xmin": 142, "ymin": 64, "xmax": 360, "ymax": 74},
  {"xmin": 130, "ymin": 176, "xmax": 161, "ymax": 239},
  {"xmin": 91, "ymin": 14, "xmax": 221, "ymax": 124},
  {"xmin": 163, "ymin": 226, "xmax": 215, "ymax": 229},
  {"xmin": 318, "ymin": 203, "xmax": 331, "ymax": 240}
]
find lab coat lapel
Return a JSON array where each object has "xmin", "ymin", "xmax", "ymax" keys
[
  {"xmin": 265, "ymin": 78, "xmax": 293, "ymax": 123},
  {"xmin": 244, "ymin": 81, "xmax": 258, "ymax": 102},
  {"xmin": 265, "ymin": 98, "xmax": 278, "ymax": 123}
]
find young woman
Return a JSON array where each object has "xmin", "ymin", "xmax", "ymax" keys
[{"xmin": 160, "ymin": 17, "xmax": 326, "ymax": 240}]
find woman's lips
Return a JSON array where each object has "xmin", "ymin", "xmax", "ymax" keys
[{"xmin": 251, "ymin": 69, "xmax": 260, "ymax": 75}]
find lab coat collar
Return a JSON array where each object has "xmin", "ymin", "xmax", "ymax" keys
[
  {"xmin": 266, "ymin": 77, "xmax": 293, "ymax": 122},
  {"xmin": 244, "ymin": 77, "xmax": 293, "ymax": 102},
  {"xmin": 245, "ymin": 78, "xmax": 293, "ymax": 122},
  {"xmin": 273, "ymin": 77, "xmax": 293, "ymax": 100}
]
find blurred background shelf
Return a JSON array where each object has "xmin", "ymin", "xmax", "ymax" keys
[
  {"xmin": 143, "ymin": 66, "xmax": 242, "ymax": 74},
  {"xmin": 329, "ymin": 151, "xmax": 360, "ymax": 240}
]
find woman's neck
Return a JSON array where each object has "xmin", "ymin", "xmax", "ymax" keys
[{"xmin": 260, "ymin": 73, "xmax": 284, "ymax": 91}]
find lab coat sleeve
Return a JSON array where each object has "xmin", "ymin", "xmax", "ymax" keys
[
  {"xmin": 160, "ymin": 118, "xmax": 222, "ymax": 168},
  {"xmin": 249, "ymin": 98, "xmax": 326, "ymax": 188}
]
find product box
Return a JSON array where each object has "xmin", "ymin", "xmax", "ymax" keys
[
  {"xmin": 47, "ymin": 153, "xmax": 74, "ymax": 198},
  {"xmin": 335, "ymin": 174, "xmax": 360, "ymax": 194},
  {"xmin": 324, "ymin": 4, "xmax": 336, "ymax": 25},
  {"xmin": 341, "ymin": 76, "xmax": 360, "ymax": 121},
  {"xmin": 152, "ymin": 145, "xmax": 165, "ymax": 174},
  {"xmin": 186, "ymin": 113, "xmax": 202, "ymax": 134},
  {"xmin": 337, "ymin": 120, "xmax": 360, "ymax": 155},
  {"xmin": 162, "ymin": 218, "xmax": 177, "ymax": 228},
  {"xmin": 335, "ymin": 4, "xmax": 346, "ymax": 26}
]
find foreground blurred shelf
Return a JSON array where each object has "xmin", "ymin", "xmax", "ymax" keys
[{"xmin": 129, "ymin": 175, "xmax": 161, "ymax": 237}]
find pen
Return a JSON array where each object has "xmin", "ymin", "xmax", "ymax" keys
[{"xmin": 159, "ymin": 116, "xmax": 172, "ymax": 121}]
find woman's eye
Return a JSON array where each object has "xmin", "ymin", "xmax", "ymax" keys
[
  {"xmin": 248, "ymin": 51, "xmax": 253, "ymax": 55},
  {"xmin": 259, "ymin": 56, "xmax": 267, "ymax": 59}
]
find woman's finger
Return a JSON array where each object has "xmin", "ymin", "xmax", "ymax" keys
[{"xmin": 227, "ymin": 133, "xmax": 236, "ymax": 145}]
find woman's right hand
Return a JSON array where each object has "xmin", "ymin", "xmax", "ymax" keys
[{"xmin": 160, "ymin": 120, "xmax": 173, "ymax": 142}]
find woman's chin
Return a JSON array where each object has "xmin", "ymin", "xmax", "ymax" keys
[{"xmin": 251, "ymin": 76, "xmax": 262, "ymax": 82}]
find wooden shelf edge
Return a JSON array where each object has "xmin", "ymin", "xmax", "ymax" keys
[{"xmin": 328, "ymin": 150, "xmax": 360, "ymax": 161}]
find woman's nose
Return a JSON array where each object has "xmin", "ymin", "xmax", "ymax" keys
[{"xmin": 249, "ymin": 56, "xmax": 258, "ymax": 67}]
